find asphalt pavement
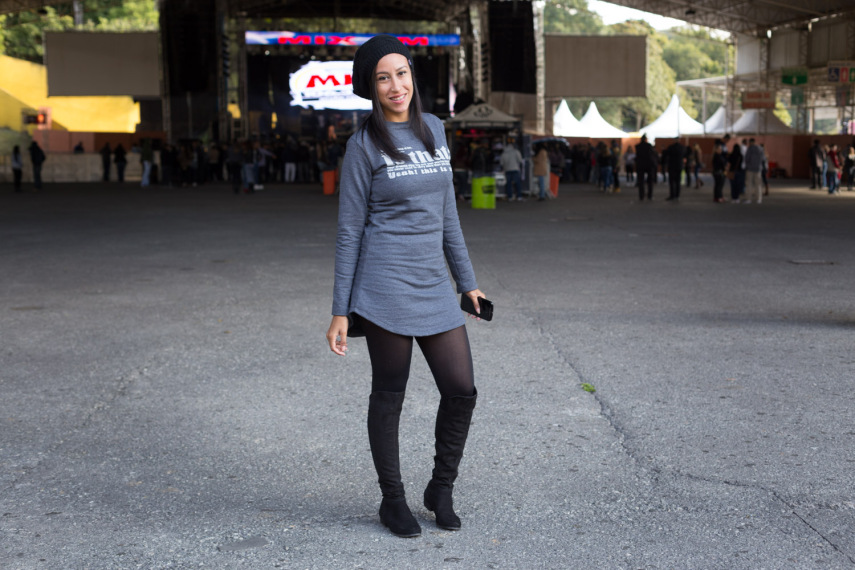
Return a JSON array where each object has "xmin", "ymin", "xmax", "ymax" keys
[{"xmin": 1, "ymin": 176, "xmax": 854, "ymax": 569}]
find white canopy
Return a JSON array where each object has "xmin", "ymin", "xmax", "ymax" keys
[
  {"xmin": 552, "ymin": 100, "xmax": 582, "ymax": 137},
  {"xmin": 703, "ymin": 106, "xmax": 742, "ymax": 134},
  {"xmin": 449, "ymin": 103, "xmax": 519, "ymax": 127},
  {"xmin": 730, "ymin": 109, "xmax": 796, "ymax": 134},
  {"xmin": 639, "ymin": 94, "xmax": 705, "ymax": 139},
  {"xmin": 578, "ymin": 102, "xmax": 626, "ymax": 138}
]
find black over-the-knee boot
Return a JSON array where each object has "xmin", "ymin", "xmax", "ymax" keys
[
  {"xmin": 424, "ymin": 388, "xmax": 477, "ymax": 530},
  {"xmin": 367, "ymin": 391, "xmax": 421, "ymax": 538}
]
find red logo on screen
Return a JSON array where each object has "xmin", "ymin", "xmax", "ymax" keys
[{"xmin": 306, "ymin": 74, "xmax": 353, "ymax": 88}]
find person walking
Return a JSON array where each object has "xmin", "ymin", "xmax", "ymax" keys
[
  {"xmin": 684, "ymin": 144, "xmax": 695, "ymax": 189},
  {"xmin": 664, "ymin": 140, "xmax": 685, "ymax": 201},
  {"xmin": 533, "ymin": 144, "xmax": 550, "ymax": 201},
  {"xmin": 325, "ymin": 35, "xmax": 485, "ymax": 539},
  {"xmin": 760, "ymin": 143, "xmax": 770, "ymax": 196},
  {"xmin": 634, "ymin": 134, "xmax": 656, "ymax": 201},
  {"xmin": 726, "ymin": 142, "xmax": 743, "ymax": 202},
  {"xmin": 692, "ymin": 143, "xmax": 704, "ymax": 188},
  {"xmin": 711, "ymin": 141, "xmax": 727, "ymax": 203},
  {"xmin": 826, "ymin": 144, "xmax": 841, "ymax": 195},
  {"xmin": 140, "ymin": 139, "xmax": 153, "ymax": 187},
  {"xmin": 597, "ymin": 145, "xmax": 614, "ymax": 192},
  {"xmin": 11, "ymin": 145, "xmax": 23, "ymax": 193},
  {"xmin": 809, "ymin": 139, "xmax": 824, "ymax": 189},
  {"xmin": 844, "ymin": 144, "xmax": 855, "ymax": 191},
  {"xmin": 28, "ymin": 141, "xmax": 45, "ymax": 190},
  {"xmin": 743, "ymin": 138, "xmax": 765, "ymax": 204},
  {"xmin": 114, "ymin": 144, "xmax": 127, "ymax": 183},
  {"xmin": 100, "ymin": 143, "xmax": 112, "ymax": 182},
  {"xmin": 624, "ymin": 148, "xmax": 635, "ymax": 183},
  {"xmin": 500, "ymin": 142, "xmax": 524, "ymax": 201}
]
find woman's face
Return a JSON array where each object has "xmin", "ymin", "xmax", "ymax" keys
[{"xmin": 374, "ymin": 53, "xmax": 413, "ymax": 122}]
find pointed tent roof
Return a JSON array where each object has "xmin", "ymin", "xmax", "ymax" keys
[
  {"xmin": 578, "ymin": 102, "xmax": 626, "ymax": 138},
  {"xmin": 731, "ymin": 109, "xmax": 796, "ymax": 134},
  {"xmin": 449, "ymin": 103, "xmax": 519, "ymax": 127},
  {"xmin": 639, "ymin": 94, "xmax": 705, "ymax": 140},
  {"xmin": 703, "ymin": 106, "xmax": 743, "ymax": 135},
  {"xmin": 552, "ymin": 100, "xmax": 582, "ymax": 137}
]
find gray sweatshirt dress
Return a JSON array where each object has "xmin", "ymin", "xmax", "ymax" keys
[{"xmin": 332, "ymin": 114, "xmax": 478, "ymax": 337}]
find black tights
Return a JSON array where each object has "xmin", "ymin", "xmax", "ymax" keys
[{"xmin": 358, "ymin": 316, "xmax": 475, "ymax": 398}]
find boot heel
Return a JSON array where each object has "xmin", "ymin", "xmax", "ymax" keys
[{"xmin": 424, "ymin": 481, "xmax": 461, "ymax": 530}]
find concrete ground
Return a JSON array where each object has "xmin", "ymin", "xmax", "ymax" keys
[{"xmin": 1, "ymin": 175, "xmax": 854, "ymax": 569}]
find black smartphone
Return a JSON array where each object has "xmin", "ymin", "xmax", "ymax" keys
[{"xmin": 460, "ymin": 295, "xmax": 493, "ymax": 321}]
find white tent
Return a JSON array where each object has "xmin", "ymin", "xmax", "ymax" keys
[
  {"xmin": 639, "ymin": 94, "xmax": 705, "ymax": 139},
  {"xmin": 703, "ymin": 106, "xmax": 743, "ymax": 134},
  {"xmin": 731, "ymin": 109, "xmax": 796, "ymax": 134},
  {"xmin": 449, "ymin": 103, "xmax": 519, "ymax": 127},
  {"xmin": 552, "ymin": 100, "xmax": 582, "ymax": 137},
  {"xmin": 578, "ymin": 102, "xmax": 626, "ymax": 138}
]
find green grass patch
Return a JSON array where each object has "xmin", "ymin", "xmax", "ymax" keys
[{"xmin": 580, "ymin": 383, "xmax": 596, "ymax": 393}]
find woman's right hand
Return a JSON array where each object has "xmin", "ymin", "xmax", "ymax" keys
[{"xmin": 326, "ymin": 315, "xmax": 350, "ymax": 356}]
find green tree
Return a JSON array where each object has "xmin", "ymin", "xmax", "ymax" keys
[
  {"xmin": 1, "ymin": 7, "xmax": 72, "ymax": 62},
  {"xmin": 1, "ymin": 1, "xmax": 158, "ymax": 63},
  {"xmin": 544, "ymin": 0, "xmax": 605, "ymax": 35},
  {"xmin": 774, "ymin": 97, "xmax": 792, "ymax": 126}
]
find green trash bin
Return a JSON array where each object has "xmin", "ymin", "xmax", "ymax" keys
[{"xmin": 471, "ymin": 176, "xmax": 496, "ymax": 209}]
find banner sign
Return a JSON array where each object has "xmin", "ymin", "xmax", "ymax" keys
[
  {"xmin": 781, "ymin": 67, "xmax": 808, "ymax": 86},
  {"xmin": 741, "ymin": 91, "xmax": 775, "ymax": 109},
  {"xmin": 246, "ymin": 31, "xmax": 460, "ymax": 47},
  {"xmin": 827, "ymin": 61, "xmax": 855, "ymax": 83},
  {"xmin": 289, "ymin": 60, "xmax": 371, "ymax": 111}
]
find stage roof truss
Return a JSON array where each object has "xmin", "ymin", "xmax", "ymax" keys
[
  {"xmin": 600, "ymin": 0, "xmax": 855, "ymax": 36},
  {"xmin": 0, "ymin": 0, "xmax": 474, "ymax": 22}
]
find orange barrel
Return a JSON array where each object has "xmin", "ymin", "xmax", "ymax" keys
[{"xmin": 323, "ymin": 170, "xmax": 336, "ymax": 195}]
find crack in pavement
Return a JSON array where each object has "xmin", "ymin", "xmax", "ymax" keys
[{"xmin": 532, "ymin": 314, "xmax": 855, "ymax": 566}]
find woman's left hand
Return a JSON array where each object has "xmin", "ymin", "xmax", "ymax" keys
[{"xmin": 464, "ymin": 289, "xmax": 487, "ymax": 320}]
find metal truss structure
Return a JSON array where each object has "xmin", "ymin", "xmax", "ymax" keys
[
  {"xmin": 604, "ymin": 0, "xmax": 855, "ymax": 36},
  {"xmin": 0, "ymin": 0, "xmax": 475, "ymax": 22}
]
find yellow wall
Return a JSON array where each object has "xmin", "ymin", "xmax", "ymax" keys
[{"xmin": 0, "ymin": 54, "xmax": 140, "ymax": 133}]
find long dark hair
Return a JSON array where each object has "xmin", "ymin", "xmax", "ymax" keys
[{"xmin": 359, "ymin": 60, "xmax": 435, "ymax": 162}]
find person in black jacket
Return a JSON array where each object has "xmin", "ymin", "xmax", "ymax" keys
[
  {"xmin": 664, "ymin": 140, "xmax": 685, "ymax": 201},
  {"xmin": 114, "ymin": 144, "xmax": 127, "ymax": 182},
  {"xmin": 28, "ymin": 141, "xmax": 46, "ymax": 190},
  {"xmin": 726, "ymin": 143, "xmax": 743, "ymax": 202},
  {"xmin": 711, "ymin": 142, "xmax": 728, "ymax": 203}
]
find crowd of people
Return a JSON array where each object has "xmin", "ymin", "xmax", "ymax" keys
[
  {"xmin": 808, "ymin": 139, "xmax": 855, "ymax": 194},
  {"xmin": 631, "ymin": 134, "xmax": 771, "ymax": 204},
  {"xmin": 94, "ymin": 137, "xmax": 344, "ymax": 194}
]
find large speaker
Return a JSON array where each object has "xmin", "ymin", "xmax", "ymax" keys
[
  {"xmin": 488, "ymin": 0, "xmax": 536, "ymax": 94},
  {"xmin": 162, "ymin": 0, "xmax": 216, "ymax": 93}
]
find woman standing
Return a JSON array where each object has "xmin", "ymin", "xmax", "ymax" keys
[
  {"xmin": 326, "ymin": 35, "xmax": 485, "ymax": 539},
  {"xmin": 533, "ymin": 144, "xmax": 550, "ymax": 200},
  {"xmin": 827, "ymin": 144, "xmax": 841, "ymax": 194}
]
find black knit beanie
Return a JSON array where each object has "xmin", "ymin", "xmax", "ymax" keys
[{"xmin": 351, "ymin": 35, "xmax": 413, "ymax": 100}]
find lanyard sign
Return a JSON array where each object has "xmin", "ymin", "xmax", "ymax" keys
[
  {"xmin": 247, "ymin": 31, "xmax": 460, "ymax": 47},
  {"xmin": 289, "ymin": 60, "xmax": 372, "ymax": 111},
  {"xmin": 827, "ymin": 61, "xmax": 855, "ymax": 83}
]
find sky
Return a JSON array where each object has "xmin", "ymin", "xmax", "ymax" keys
[{"xmin": 588, "ymin": 0, "xmax": 688, "ymax": 30}]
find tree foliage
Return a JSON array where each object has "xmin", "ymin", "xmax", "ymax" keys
[{"xmin": 1, "ymin": 0, "xmax": 158, "ymax": 63}]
